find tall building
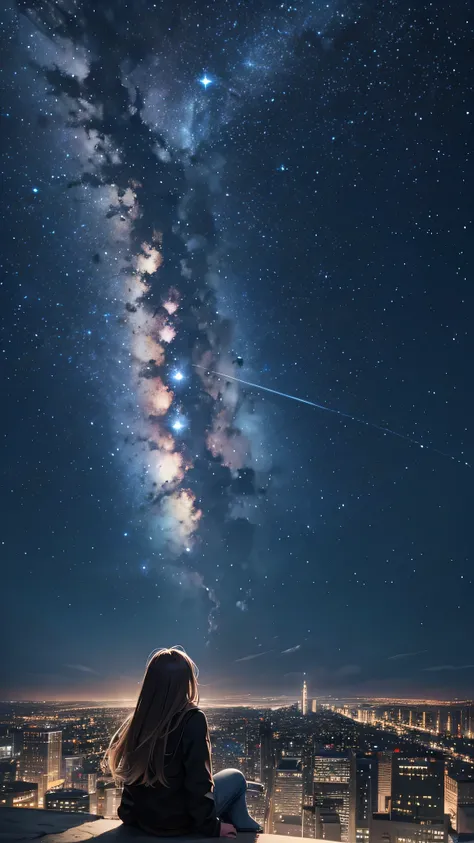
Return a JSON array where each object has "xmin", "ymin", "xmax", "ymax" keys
[
  {"xmin": 73, "ymin": 771, "xmax": 97, "ymax": 795},
  {"xmin": 0, "ymin": 759, "xmax": 17, "ymax": 783},
  {"xmin": 303, "ymin": 805, "xmax": 316, "ymax": 839},
  {"xmin": 0, "ymin": 727, "xmax": 23, "ymax": 759},
  {"xmin": 246, "ymin": 782, "xmax": 266, "ymax": 829},
  {"xmin": 273, "ymin": 758, "xmax": 303, "ymax": 836},
  {"xmin": 391, "ymin": 756, "xmax": 444, "ymax": 824},
  {"xmin": 356, "ymin": 758, "xmax": 375, "ymax": 843},
  {"xmin": 371, "ymin": 814, "xmax": 446, "ymax": 843},
  {"xmin": 95, "ymin": 779, "xmax": 123, "ymax": 819},
  {"xmin": 319, "ymin": 813, "xmax": 342, "ymax": 841},
  {"xmin": 45, "ymin": 788, "xmax": 90, "ymax": 813},
  {"xmin": 0, "ymin": 781, "xmax": 38, "ymax": 808},
  {"xmin": 302, "ymin": 680, "xmax": 308, "ymax": 716},
  {"xmin": 302, "ymin": 735, "xmax": 315, "ymax": 803},
  {"xmin": 314, "ymin": 750, "xmax": 356, "ymax": 843},
  {"xmin": 377, "ymin": 751, "xmax": 393, "ymax": 813},
  {"xmin": 259, "ymin": 719, "xmax": 274, "ymax": 789},
  {"xmin": 0, "ymin": 736, "xmax": 14, "ymax": 760},
  {"xmin": 445, "ymin": 772, "xmax": 474, "ymax": 832},
  {"xmin": 312, "ymin": 700, "xmax": 318, "ymax": 714},
  {"xmin": 19, "ymin": 730, "xmax": 62, "ymax": 805},
  {"xmin": 64, "ymin": 755, "xmax": 84, "ymax": 788},
  {"xmin": 465, "ymin": 706, "xmax": 474, "ymax": 739}
]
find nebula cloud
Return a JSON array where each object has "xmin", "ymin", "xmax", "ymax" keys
[{"xmin": 18, "ymin": 0, "xmax": 344, "ymax": 629}]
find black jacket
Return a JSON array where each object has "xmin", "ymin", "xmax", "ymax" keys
[{"xmin": 118, "ymin": 708, "xmax": 221, "ymax": 837}]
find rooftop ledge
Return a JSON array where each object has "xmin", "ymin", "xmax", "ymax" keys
[{"xmin": 0, "ymin": 808, "xmax": 318, "ymax": 843}]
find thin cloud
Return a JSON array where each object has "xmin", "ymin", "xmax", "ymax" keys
[
  {"xmin": 335, "ymin": 664, "xmax": 361, "ymax": 678},
  {"xmin": 65, "ymin": 664, "xmax": 99, "ymax": 675},
  {"xmin": 388, "ymin": 650, "xmax": 427, "ymax": 661},
  {"xmin": 422, "ymin": 664, "xmax": 474, "ymax": 672},
  {"xmin": 235, "ymin": 650, "xmax": 273, "ymax": 663},
  {"xmin": 281, "ymin": 645, "xmax": 301, "ymax": 655}
]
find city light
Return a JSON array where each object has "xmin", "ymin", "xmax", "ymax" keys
[{"xmin": 4, "ymin": 692, "xmax": 474, "ymax": 833}]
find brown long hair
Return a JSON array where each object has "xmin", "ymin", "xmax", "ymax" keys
[{"xmin": 103, "ymin": 646, "xmax": 199, "ymax": 787}]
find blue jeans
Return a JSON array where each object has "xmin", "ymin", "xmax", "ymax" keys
[{"xmin": 214, "ymin": 769, "xmax": 261, "ymax": 832}]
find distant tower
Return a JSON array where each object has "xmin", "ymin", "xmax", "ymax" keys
[{"xmin": 302, "ymin": 679, "xmax": 308, "ymax": 716}]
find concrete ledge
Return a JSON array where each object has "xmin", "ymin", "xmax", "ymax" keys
[
  {"xmin": 0, "ymin": 809, "xmax": 271, "ymax": 842},
  {"xmin": 0, "ymin": 809, "xmax": 319, "ymax": 843},
  {"xmin": 0, "ymin": 807, "xmax": 100, "ymax": 840}
]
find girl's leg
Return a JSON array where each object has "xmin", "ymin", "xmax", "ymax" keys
[{"xmin": 214, "ymin": 769, "xmax": 262, "ymax": 832}]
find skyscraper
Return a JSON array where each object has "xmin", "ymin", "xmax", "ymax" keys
[
  {"xmin": 0, "ymin": 759, "xmax": 17, "ymax": 783},
  {"xmin": 64, "ymin": 755, "xmax": 84, "ymax": 788},
  {"xmin": 312, "ymin": 700, "xmax": 318, "ymax": 714},
  {"xmin": 356, "ymin": 758, "xmax": 375, "ymax": 843},
  {"xmin": 246, "ymin": 782, "xmax": 266, "ymax": 830},
  {"xmin": 314, "ymin": 750, "xmax": 356, "ymax": 843},
  {"xmin": 391, "ymin": 756, "xmax": 444, "ymax": 823},
  {"xmin": 377, "ymin": 751, "xmax": 393, "ymax": 813},
  {"xmin": 302, "ymin": 680, "xmax": 308, "ymax": 716},
  {"xmin": 0, "ymin": 736, "xmax": 13, "ymax": 760},
  {"xmin": 371, "ymin": 814, "xmax": 447, "ymax": 843},
  {"xmin": 273, "ymin": 758, "xmax": 303, "ymax": 836},
  {"xmin": 463, "ymin": 706, "xmax": 474, "ymax": 740},
  {"xmin": 19, "ymin": 730, "xmax": 62, "ymax": 805},
  {"xmin": 95, "ymin": 780, "xmax": 123, "ymax": 818},
  {"xmin": 259, "ymin": 718, "xmax": 274, "ymax": 789},
  {"xmin": 444, "ymin": 772, "xmax": 474, "ymax": 832}
]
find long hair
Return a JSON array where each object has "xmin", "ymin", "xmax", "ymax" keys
[{"xmin": 103, "ymin": 646, "xmax": 199, "ymax": 787}]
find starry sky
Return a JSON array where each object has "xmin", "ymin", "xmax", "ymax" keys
[{"xmin": 1, "ymin": 0, "xmax": 472, "ymax": 701}]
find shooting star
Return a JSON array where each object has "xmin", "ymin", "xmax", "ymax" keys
[
  {"xmin": 235, "ymin": 650, "xmax": 273, "ymax": 663},
  {"xmin": 194, "ymin": 366, "xmax": 469, "ymax": 467}
]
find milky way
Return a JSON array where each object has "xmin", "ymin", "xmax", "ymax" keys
[{"xmin": 17, "ymin": 0, "xmax": 352, "ymax": 630}]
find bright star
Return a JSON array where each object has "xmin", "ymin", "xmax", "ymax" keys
[
  {"xmin": 173, "ymin": 371, "xmax": 184, "ymax": 382},
  {"xmin": 200, "ymin": 75, "xmax": 212, "ymax": 88},
  {"xmin": 32, "ymin": 187, "xmax": 39, "ymax": 194},
  {"xmin": 172, "ymin": 420, "xmax": 184, "ymax": 431}
]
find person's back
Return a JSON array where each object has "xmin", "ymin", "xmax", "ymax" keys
[
  {"xmin": 103, "ymin": 646, "xmax": 261, "ymax": 838},
  {"xmin": 119, "ymin": 707, "xmax": 218, "ymax": 836}
]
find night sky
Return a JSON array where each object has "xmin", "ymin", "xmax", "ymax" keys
[{"xmin": 1, "ymin": 0, "xmax": 472, "ymax": 701}]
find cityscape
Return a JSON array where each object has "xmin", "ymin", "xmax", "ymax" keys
[{"xmin": 1, "ymin": 683, "xmax": 474, "ymax": 842}]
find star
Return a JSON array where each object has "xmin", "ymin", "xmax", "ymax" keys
[
  {"xmin": 173, "ymin": 371, "xmax": 184, "ymax": 382},
  {"xmin": 200, "ymin": 75, "xmax": 212, "ymax": 89},
  {"xmin": 32, "ymin": 187, "xmax": 39, "ymax": 193}
]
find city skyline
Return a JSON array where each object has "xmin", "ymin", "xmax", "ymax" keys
[
  {"xmin": 1, "ymin": 0, "xmax": 472, "ymax": 702},
  {"xmin": 2, "ymin": 698, "xmax": 474, "ymax": 838}
]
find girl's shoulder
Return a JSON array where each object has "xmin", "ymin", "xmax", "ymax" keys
[
  {"xmin": 184, "ymin": 705, "xmax": 205, "ymax": 721},
  {"xmin": 182, "ymin": 706, "xmax": 207, "ymax": 732}
]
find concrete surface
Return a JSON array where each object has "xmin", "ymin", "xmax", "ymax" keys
[{"xmin": 0, "ymin": 808, "xmax": 292, "ymax": 843}]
